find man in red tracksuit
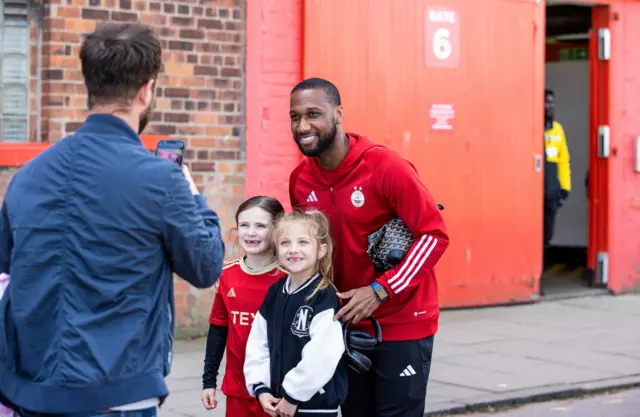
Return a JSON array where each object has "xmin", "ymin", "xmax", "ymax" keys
[{"xmin": 288, "ymin": 77, "xmax": 449, "ymax": 417}]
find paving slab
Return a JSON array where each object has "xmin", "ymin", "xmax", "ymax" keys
[{"xmin": 158, "ymin": 294, "xmax": 640, "ymax": 417}]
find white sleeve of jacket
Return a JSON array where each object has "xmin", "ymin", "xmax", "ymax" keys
[
  {"xmin": 243, "ymin": 311, "xmax": 271, "ymax": 397},
  {"xmin": 281, "ymin": 309, "xmax": 345, "ymax": 402}
]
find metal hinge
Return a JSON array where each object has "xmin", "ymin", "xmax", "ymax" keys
[
  {"xmin": 596, "ymin": 252, "xmax": 609, "ymax": 285},
  {"xmin": 598, "ymin": 28, "xmax": 611, "ymax": 61},
  {"xmin": 598, "ymin": 125, "xmax": 610, "ymax": 158}
]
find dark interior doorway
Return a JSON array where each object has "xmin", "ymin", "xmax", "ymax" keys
[{"xmin": 541, "ymin": 2, "xmax": 608, "ymax": 300}]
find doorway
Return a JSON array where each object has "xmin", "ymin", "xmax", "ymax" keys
[{"xmin": 541, "ymin": 2, "xmax": 608, "ymax": 299}]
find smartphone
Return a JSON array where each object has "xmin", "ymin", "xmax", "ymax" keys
[{"xmin": 155, "ymin": 140, "xmax": 185, "ymax": 166}]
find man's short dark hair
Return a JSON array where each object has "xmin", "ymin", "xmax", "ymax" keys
[
  {"xmin": 80, "ymin": 22, "xmax": 162, "ymax": 109},
  {"xmin": 545, "ymin": 88, "xmax": 554, "ymax": 97},
  {"xmin": 291, "ymin": 77, "xmax": 342, "ymax": 107}
]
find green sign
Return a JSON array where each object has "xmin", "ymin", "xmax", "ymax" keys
[{"xmin": 559, "ymin": 47, "xmax": 589, "ymax": 61}]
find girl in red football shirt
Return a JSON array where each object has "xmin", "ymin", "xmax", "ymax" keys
[{"xmin": 201, "ymin": 196, "xmax": 287, "ymax": 417}]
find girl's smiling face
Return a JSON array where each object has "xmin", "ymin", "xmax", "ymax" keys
[
  {"xmin": 237, "ymin": 206, "xmax": 275, "ymax": 255},
  {"xmin": 277, "ymin": 222, "xmax": 326, "ymax": 279}
]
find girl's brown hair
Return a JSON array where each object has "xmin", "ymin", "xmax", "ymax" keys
[
  {"xmin": 230, "ymin": 196, "xmax": 285, "ymax": 253},
  {"xmin": 234, "ymin": 196, "xmax": 285, "ymax": 225},
  {"xmin": 272, "ymin": 209, "xmax": 334, "ymax": 299}
]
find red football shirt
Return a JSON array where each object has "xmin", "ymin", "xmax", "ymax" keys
[{"xmin": 209, "ymin": 257, "xmax": 287, "ymax": 398}]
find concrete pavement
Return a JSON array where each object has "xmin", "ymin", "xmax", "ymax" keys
[
  {"xmin": 439, "ymin": 387, "xmax": 640, "ymax": 416},
  {"xmin": 159, "ymin": 294, "xmax": 640, "ymax": 417}
]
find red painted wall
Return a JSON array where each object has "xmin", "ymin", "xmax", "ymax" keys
[
  {"xmin": 243, "ymin": 0, "xmax": 640, "ymax": 301},
  {"xmin": 245, "ymin": 0, "xmax": 303, "ymax": 211},
  {"xmin": 608, "ymin": 1, "xmax": 640, "ymax": 292}
]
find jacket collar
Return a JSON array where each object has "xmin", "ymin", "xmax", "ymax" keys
[
  {"xmin": 308, "ymin": 132, "xmax": 377, "ymax": 184},
  {"xmin": 76, "ymin": 113, "xmax": 144, "ymax": 146}
]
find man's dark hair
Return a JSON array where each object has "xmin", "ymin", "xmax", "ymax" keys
[
  {"xmin": 80, "ymin": 22, "xmax": 162, "ymax": 109},
  {"xmin": 291, "ymin": 77, "xmax": 342, "ymax": 107},
  {"xmin": 545, "ymin": 88, "xmax": 554, "ymax": 97}
]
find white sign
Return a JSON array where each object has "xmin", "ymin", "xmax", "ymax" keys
[
  {"xmin": 425, "ymin": 6, "xmax": 460, "ymax": 68},
  {"xmin": 429, "ymin": 104, "xmax": 455, "ymax": 131}
]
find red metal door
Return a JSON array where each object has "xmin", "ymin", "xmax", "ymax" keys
[{"xmin": 587, "ymin": 6, "xmax": 611, "ymax": 286}]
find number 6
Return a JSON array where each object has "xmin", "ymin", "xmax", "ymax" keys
[{"xmin": 433, "ymin": 28, "xmax": 452, "ymax": 60}]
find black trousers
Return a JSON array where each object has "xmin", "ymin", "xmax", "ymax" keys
[
  {"xmin": 341, "ymin": 336, "xmax": 434, "ymax": 417},
  {"xmin": 544, "ymin": 202, "xmax": 559, "ymax": 247}
]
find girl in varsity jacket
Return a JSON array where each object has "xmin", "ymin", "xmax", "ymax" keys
[
  {"xmin": 244, "ymin": 210, "xmax": 348, "ymax": 417},
  {"xmin": 201, "ymin": 196, "xmax": 288, "ymax": 417}
]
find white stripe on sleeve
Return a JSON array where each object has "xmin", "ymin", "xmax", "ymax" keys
[{"xmin": 387, "ymin": 235, "xmax": 438, "ymax": 294}]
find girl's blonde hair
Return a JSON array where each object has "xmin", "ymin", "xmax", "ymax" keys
[{"xmin": 272, "ymin": 209, "xmax": 334, "ymax": 299}]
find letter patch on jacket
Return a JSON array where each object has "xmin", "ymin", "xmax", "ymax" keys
[{"xmin": 291, "ymin": 305, "xmax": 313, "ymax": 337}]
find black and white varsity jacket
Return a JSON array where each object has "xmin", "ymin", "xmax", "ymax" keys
[{"xmin": 244, "ymin": 273, "xmax": 348, "ymax": 413}]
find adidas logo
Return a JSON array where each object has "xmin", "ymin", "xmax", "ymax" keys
[
  {"xmin": 227, "ymin": 288, "xmax": 236, "ymax": 297},
  {"xmin": 399, "ymin": 365, "xmax": 417, "ymax": 377},
  {"xmin": 306, "ymin": 191, "xmax": 318, "ymax": 203}
]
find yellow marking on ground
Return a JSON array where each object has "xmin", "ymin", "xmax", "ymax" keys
[{"xmin": 542, "ymin": 263, "xmax": 566, "ymax": 276}]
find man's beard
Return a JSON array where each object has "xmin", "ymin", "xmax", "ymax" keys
[
  {"xmin": 138, "ymin": 100, "xmax": 155, "ymax": 134},
  {"xmin": 295, "ymin": 121, "xmax": 337, "ymax": 157}
]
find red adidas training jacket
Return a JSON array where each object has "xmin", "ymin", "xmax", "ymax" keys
[{"xmin": 289, "ymin": 133, "xmax": 449, "ymax": 341}]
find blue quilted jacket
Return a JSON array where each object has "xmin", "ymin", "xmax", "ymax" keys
[{"xmin": 0, "ymin": 114, "xmax": 225, "ymax": 412}]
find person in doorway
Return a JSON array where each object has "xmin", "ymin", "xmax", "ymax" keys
[
  {"xmin": 201, "ymin": 196, "xmax": 288, "ymax": 416},
  {"xmin": 543, "ymin": 88, "xmax": 572, "ymax": 247},
  {"xmin": 0, "ymin": 22, "xmax": 225, "ymax": 415},
  {"xmin": 287, "ymin": 77, "xmax": 449, "ymax": 417}
]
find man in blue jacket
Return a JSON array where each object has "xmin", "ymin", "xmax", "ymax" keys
[{"xmin": 0, "ymin": 23, "xmax": 225, "ymax": 415}]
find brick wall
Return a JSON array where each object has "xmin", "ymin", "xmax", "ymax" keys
[
  {"xmin": 0, "ymin": 170, "xmax": 16, "ymax": 208},
  {"xmin": 2, "ymin": 0, "xmax": 247, "ymax": 339}
]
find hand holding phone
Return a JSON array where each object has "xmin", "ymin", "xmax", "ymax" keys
[{"xmin": 156, "ymin": 139, "xmax": 198, "ymax": 194}]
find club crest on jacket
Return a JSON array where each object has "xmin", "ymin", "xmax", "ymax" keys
[{"xmin": 351, "ymin": 186, "xmax": 365, "ymax": 208}]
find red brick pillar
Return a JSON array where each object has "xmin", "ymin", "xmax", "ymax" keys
[{"xmin": 245, "ymin": 0, "xmax": 303, "ymax": 211}]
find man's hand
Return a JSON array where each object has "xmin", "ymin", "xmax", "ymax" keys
[
  {"xmin": 201, "ymin": 388, "xmax": 217, "ymax": 410},
  {"xmin": 274, "ymin": 397, "xmax": 297, "ymax": 417},
  {"xmin": 334, "ymin": 285, "xmax": 381, "ymax": 324},
  {"xmin": 258, "ymin": 392, "xmax": 281, "ymax": 417},
  {"xmin": 181, "ymin": 165, "xmax": 200, "ymax": 195}
]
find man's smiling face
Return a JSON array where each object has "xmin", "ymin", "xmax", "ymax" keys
[{"xmin": 289, "ymin": 88, "xmax": 338, "ymax": 157}]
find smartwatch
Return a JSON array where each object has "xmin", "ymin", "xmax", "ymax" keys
[{"xmin": 371, "ymin": 281, "xmax": 389, "ymax": 302}]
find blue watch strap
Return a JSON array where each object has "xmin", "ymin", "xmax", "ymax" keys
[{"xmin": 371, "ymin": 281, "xmax": 388, "ymax": 301}]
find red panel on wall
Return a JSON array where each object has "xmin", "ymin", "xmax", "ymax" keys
[
  {"xmin": 303, "ymin": 0, "xmax": 545, "ymax": 307},
  {"xmin": 607, "ymin": 1, "xmax": 640, "ymax": 292}
]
